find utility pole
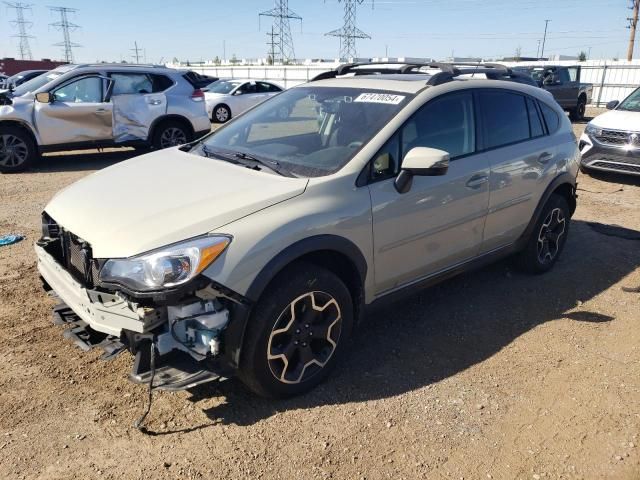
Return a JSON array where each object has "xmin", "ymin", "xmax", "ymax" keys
[
  {"xmin": 536, "ymin": 39, "xmax": 541, "ymax": 59},
  {"xmin": 4, "ymin": 2, "xmax": 34, "ymax": 60},
  {"xmin": 48, "ymin": 6, "xmax": 81, "ymax": 63},
  {"xmin": 627, "ymin": 0, "xmax": 640, "ymax": 61},
  {"xmin": 131, "ymin": 41, "xmax": 142, "ymax": 63},
  {"xmin": 266, "ymin": 25, "xmax": 279, "ymax": 64},
  {"xmin": 540, "ymin": 19, "xmax": 551, "ymax": 60}
]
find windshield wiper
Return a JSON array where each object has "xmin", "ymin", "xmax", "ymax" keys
[
  {"xmin": 201, "ymin": 145, "xmax": 241, "ymax": 164},
  {"xmin": 233, "ymin": 152, "xmax": 293, "ymax": 177}
]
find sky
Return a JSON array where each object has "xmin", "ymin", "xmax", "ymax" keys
[{"xmin": 0, "ymin": 0, "xmax": 633, "ymax": 63}]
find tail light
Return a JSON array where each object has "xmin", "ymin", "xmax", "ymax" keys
[{"xmin": 190, "ymin": 89, "xmax": 205, "ymax": 102}]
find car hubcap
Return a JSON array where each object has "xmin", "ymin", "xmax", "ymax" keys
[
  {"xmin": 267, "ymin": 291, "xmax": 342, "ymax": 384},
  {"xmin": 215, "ymin": 107, "xmax": 229, "ymax": 122},
  {"xmin": 537, "ymin": 207, "xmax": 566, "ymax": 264},
  {"xmin": 159, "ymin": 127, "xmax": 186, "ymax": 148},
  {"xmin": 0, "ymin": 134, "xmax": 28, "ymax": 167}
]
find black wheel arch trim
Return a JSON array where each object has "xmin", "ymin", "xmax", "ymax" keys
[
  {"xmin": 149, "ymin": 114, "xmax": 195, "ymax": 140},
  {"xmin": 515, "ymin": 172, "xmax": 577, "ymax": 251},
  {"xmin": 221, "ymin": 234, "xmax": 368, "ymax": 370}
]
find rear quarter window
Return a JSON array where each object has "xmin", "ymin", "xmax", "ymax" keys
[{"xmin": 539, "ymin": 102, "xmax": 560, "ymax": 133}]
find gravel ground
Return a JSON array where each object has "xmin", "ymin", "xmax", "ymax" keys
[{"xmin": 0, "ymin": 109, "xmax": 639, "ymax": 480}]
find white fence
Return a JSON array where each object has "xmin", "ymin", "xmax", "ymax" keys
[{"xmin": 178, "ymin": 60, "xmax": 640, "ymax": 106}]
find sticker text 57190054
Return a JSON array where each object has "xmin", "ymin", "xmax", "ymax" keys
[{"xmin": 354, "ymin": 93, "xmax": 406, "ymax": 105}]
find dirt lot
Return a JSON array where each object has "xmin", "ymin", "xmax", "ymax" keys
[{"xmin": 1, "ymin": 110, "xmax": 639, "ymax": 480}]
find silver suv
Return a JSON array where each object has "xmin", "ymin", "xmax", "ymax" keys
[
  {"xmin": 36, "ymin": 63, "xmax": 579, "ymax": 400},
  {"xmin": 0, "ymin": 64, "xmax": 211, "ymax": 173}
]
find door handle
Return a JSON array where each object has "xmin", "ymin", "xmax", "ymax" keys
[
  {"xmin": 538, "ymin": 152, "xmax": 553, "ymax": 164},
  {"xmin": 148, "ymin": 99, "xmax": 162, "ymax": 105},
  {"xmin": 465, "ymin": 174, "xmax": 488, "ymax": 189},
  {"xmin": 95, "ymin": 108, "xmax": 109, "ymax": 114}
]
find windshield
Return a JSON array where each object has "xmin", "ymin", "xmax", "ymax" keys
[
  {"xmin": 206, "ymin": 80, "xmax": 243, "ymax": 94},
  {"xmin": 12, "ymin": 71, "xmax": 59, "ymax": 97},
  {"xmin": 198, "ymin": 86, "xmax": 412, "ymax": 177},
  {"xmin": 617, "ymin": 88, "xmax": 640, "ymax": 112}
]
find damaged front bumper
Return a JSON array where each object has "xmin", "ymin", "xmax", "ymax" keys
[{"xmin": 36, "ymin": 243, "xmax": 247, "ymax": 391}]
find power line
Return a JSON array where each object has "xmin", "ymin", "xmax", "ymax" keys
[
  {"xmin": 628, "ymin": 0, "xmax": 640, "ymax": 60},
  {"xmin": 4, "ymin": 2, "xmax": 34, "ymax": 60},
  {"xmin": 48, "ymin": 5, "xmax": 81, "ymax": 63},
  {"xmin": 325, "ymin": 0, "xmax": 373, "ymax": 60},
  {"xmin": 259, "ymin": 0, "xmax": 302, "ymax": 64}
]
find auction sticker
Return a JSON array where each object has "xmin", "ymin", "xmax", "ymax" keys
[{"xmin": 354, "ymin": 93, "xmax": 405, "ymax": 105}]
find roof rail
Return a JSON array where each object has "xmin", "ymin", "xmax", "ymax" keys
[
  {"xmin": 309, "ymin": 61, "xmax": 524, "ymax": 86},
  {"xmin": 74, "ymin": 63, "xmax": 168, "ymax": 69}
]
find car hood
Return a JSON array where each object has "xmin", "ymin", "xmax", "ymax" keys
[
  {"xmin": 45, "ymin": 148, "xmax": 309, "ymax": 258},
  {"xmin": 590, "ymin": 110, "xmax": 640, "ymax": 131}
]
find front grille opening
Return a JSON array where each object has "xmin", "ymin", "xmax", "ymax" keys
[{"xmin": 592, "ymin": 161, "xmax": 640, "ymax": 174}]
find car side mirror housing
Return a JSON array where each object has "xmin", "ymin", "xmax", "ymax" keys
[
  {"xmin": 606, "ymin": 100, "xmax": 619, "ymax": 110},
  {"xmin": 35, "ymin": 92, "xmax": 52, "ymax": 104},
  {"xmin": 394, "ymin": 147, "xmax": 450, "ymax": 194}
]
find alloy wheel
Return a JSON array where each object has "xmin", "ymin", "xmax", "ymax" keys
[
  {"xmin": 159, "ymin": 127, "xmax": 187, "ymax": 148},
  {"xmin": 267, "ymin": 291, "xmax": 342, "ymax": 384},
  {"xmin": 0, "ymin": 134, "xmax": 29, "ymax": 168},
  {"xmin": 537, "ymin": 207, "xmax": 566, "ymax": 264},
  {"xmin": 215, "ymin": 107, "xmax": 229, "ymax": 122}
]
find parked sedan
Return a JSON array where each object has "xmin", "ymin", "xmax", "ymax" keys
[
  {"xmin": 205, "ymin": 79, "xmax": 283, "ymax": 123},
  {"xmin": 0, "ymin": 69, "xmax": 48, "ymax": 91}
]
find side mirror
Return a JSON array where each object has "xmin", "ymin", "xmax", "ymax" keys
[
  {"xmin": 233, "ymin": 90, "xmax": 243, "ymax": 96},
  {"xmin": 394, "ymin": 147, "xmax": 450, "ymax": 194},
  {"xmin": 606, "ymin": 100, "xmax": 619, "ymax": 110},
  {"xmin": 35, "ymin": 92, "xmax": 52, "ymax": 104}
]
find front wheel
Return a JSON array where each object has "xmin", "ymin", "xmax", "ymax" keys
[
  {"xmin": 239, "ymin": 262, "xmax": 354, "ymax": 398},
  {"xmin": 0, "ymin": 126, "xmax": 38, "ymax": 173},
  {"xmin": 514, "ymin": 194, "xmax": 571, "ymax": 274},
  {"xmin": 213, "ymin": 104, "xmax": 231, "ymax": 123}
]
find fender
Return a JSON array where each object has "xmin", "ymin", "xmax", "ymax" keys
[
  {"xmin": 515, "ymin": 172, "xmax": 577, "ymax": 251},
  {"xmin": 221, "ymin": 234, "xmax": 368, "ymax": 369}
]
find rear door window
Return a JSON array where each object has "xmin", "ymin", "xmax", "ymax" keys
[
  {"xmin": 110, "ymin": 73, "xmax": 153, "ymax": 95},
  {"xmin": 257, "ymin": 82, "xmax": 282, "ymax": 93},
  {"xmin": 479, "ymin": 90, "xmax": 530, "ymax": 149}
]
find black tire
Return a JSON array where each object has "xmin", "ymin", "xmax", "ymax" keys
[
  {"xmin": 0, "ymin": 126, "xmax": 38, "ymax": 173},
  {"xmin": 212, "ymin": 104, "xmax": 231, "ymax": 123},
  {"xmin": 570, "ymin": 96, "xmax": 586, "ymax": 121},
  {"xmin": 514, "ymin": 194, "xmax": 571, "ymax": 274},
  {"xmin": 238, "ymin": 262, "xmax": 354, "ymax": 398},
  {"xmin": 152, "ymin": 120, "xmax": 191, "ymax": 150}
]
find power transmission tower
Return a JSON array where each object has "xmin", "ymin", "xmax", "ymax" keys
[
  {"xmin": 259, "ymin": 0, "xmax": 301, "ymax": 64},
  {"xmin": 48, "ymin": 5, "xmax": 81, "ymax": 63},
  {"xmin": 627, "ymin": 0, "xmax": 640, "ymax": 61},
  {"xmin": 131, "ymin": 41, "xmax": 143, "ymax": 63},
  {"xmin": 4, "ymin": 2, "xmax": 34, "ymax": 60},
  {"xmin": 266, "ymin": 26, "xmax": 279, "ymax": 64},
  {"xmin": 325, "ymin": 0, "xmax": 372, "ymax": 61}
]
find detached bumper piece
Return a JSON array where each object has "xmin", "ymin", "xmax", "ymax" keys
[
  {"xmin": 52, "ymin": 303, "xmax": 126, "ymax": 360},
  {"xmin": 130, "ymin": 348, "xmax": 221, "ymax": 392}
]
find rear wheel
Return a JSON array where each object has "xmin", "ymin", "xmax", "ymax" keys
[
  {"xmin": 570, "ymin": 97, "xmax": 586, "ymax": 121},
  {"xmin": 514, "ymin": 194, "xmax": 571, "ymax": 274},
  {"xmin": 239, "ymin": 262, "xmax": 353, "ymax": 398},
  {"xmin": 0, "ymin": 126, "xmax": 37, "ymax": 173},
  {"xmin": 152, "ymin": 120, "xmax": 191, "ymax": 149}
]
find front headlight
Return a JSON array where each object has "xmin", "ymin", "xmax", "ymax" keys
[
  {"xmin": 585, "ymin": 123, "xmax": 602, "ymax": 137},
  {"xmin": 99, "ymin": 235, "xmax": 231, "ymax": 292}
]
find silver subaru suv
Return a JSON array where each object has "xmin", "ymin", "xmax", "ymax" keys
[
  {"xmin": 36, "ymin": 63, "xmax": 579, "ymax": 400},
  {"xmin": 0, "ymin": 64, "xmax": 211, "ymax": 173}
]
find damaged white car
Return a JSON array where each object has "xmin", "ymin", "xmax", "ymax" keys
[{"xmin": 0, "ymin": 64, "xmax": 211, "ymax": 173}]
